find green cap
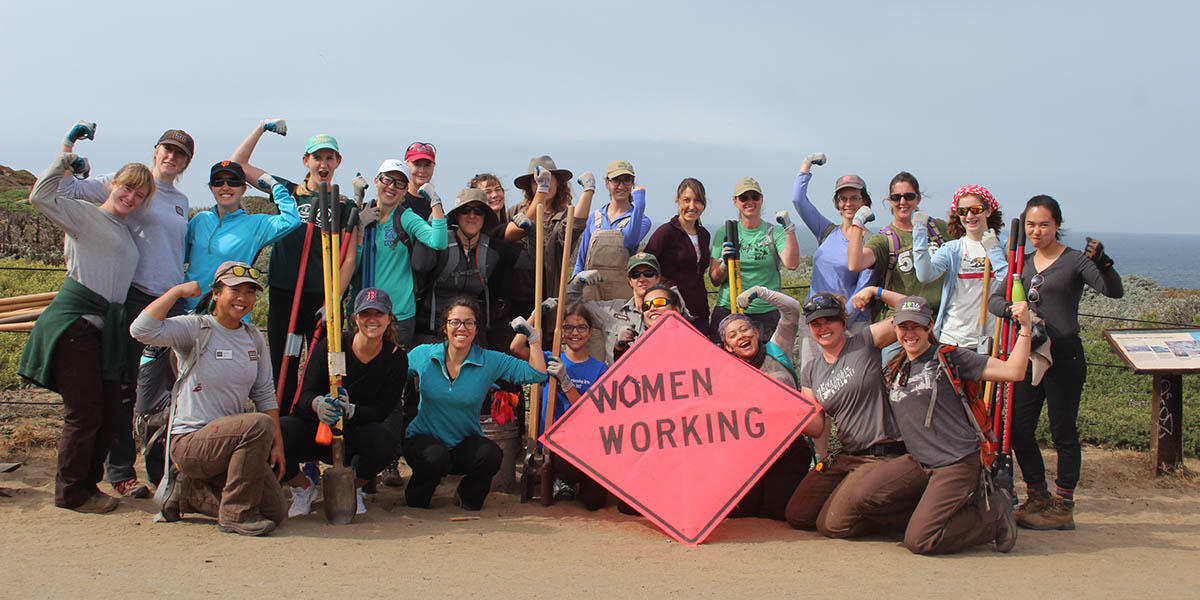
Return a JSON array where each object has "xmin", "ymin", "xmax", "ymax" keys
[
  {"xmin": 626, "ymin": 252, "xmax": 660, "ymax": 274},
  {"xmin": 305, "ymin": 133, "xmax": 339, "ymax": 155}
]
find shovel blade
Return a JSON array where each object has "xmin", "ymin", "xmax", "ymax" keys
[
  {"xmin": 519, "ymin": 454, "xmax": 540, "ymax": 504},
  {"xmin": 322, "ymin": 466, "xmax": 356, "ymax": 525}
]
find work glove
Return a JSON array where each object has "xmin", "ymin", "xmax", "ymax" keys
[
  {"xmin": 359, "ymin": 204, "xmax": 380, "ymax": 228},
  {"xmin": 541, "ymin": 297, "xmax": 559, "ymax": 313},
  {"xmin": 547, "ymin": 357, "xmax": 573, "ymax": 393},
  {"xmin": 980, "ymin": 230, "xmax": 1000, "ymax": 252},
  {"xmin": 852, "ymin": 206, "xmax": 875, "ymax": 229},
  {"xmin": 511, "ymin": 211, "xmax": 535, "ymax": 234},
  {"xmin": 720, "ymin": 241, "xmax": 738, "ymax": 262},
  {"xmin": 352, "ymin": 172, "xmax": 368, "ymax": 206},
  {"xmin": 576, "ymin": 171, "xmax": 596, "ymax": 192},
  {"xmin": 1084, "ymin": 237, "xmax": 1114, "ymax": 270},
  {"xmin": 801, "ymin": 152, "xmax": 826, "ymax": 170},
  {"xmin": 736, "ymin": 285, "xmax": 768, "ymax": 310},
  {"xmin": 533, "ymin": 165, "xmax": 552, "ymax": 194},
  {"xmin": 260, "ymin": 119, "xmax": 287, "ymax": 136},
  {"xmin": 911, "ymin": 211, "xmax": 930, "ymax": 232},
  {"xmin": 68, "ymin": 154, "xmax": 90, "ymax": 179},
  {"xmin": 312, "ymin": 395, "xmax": 344, "ymax": 425},
  {"xmin": 418, "ymin": 182, "xmax": 442, "ymax": 209},
  {"xmin": 510, "ymin": 316, "xmax": 540, "ymax": 345},
  {"xmin": 775, "ymin": 210, "xmax": 796, "ymax": 234},
  {"xmin": 615, "ymin": 326, "xmax": 638, "ymax": 348},
  {"xmin": 64, "ymin": 120, "xmax": 96, "ymax": 146},
  {"xmin": 339, "ymin": 400, "xmax": 356, "ymax": 421},
  {"xmin": 576, "ymin": 269, "xmax": 603, "ymax": 286},
  {"xmin": 256, "ymin": 173, "xmax": 278, "ymax": 192}
]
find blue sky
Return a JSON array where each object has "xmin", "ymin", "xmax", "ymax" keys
[{"xmin": 1, "ymin": 1, "xmax": 1196, "ymax": 234}]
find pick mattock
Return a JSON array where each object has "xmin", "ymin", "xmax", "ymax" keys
[
  {"xmin": 521, "ymin": 203, "xmax": 546, "ymax": 503},
  {"xmin": 539, "ymin": 203, "xmax": 575, "ymax": 506},
  {"xmin": 725, "ymin": 220, "xmax": 743, "ymax": 313}
]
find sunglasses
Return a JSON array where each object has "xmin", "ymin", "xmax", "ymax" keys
[
  {"xmin": 737, "ymin": 193, "xmax": 763, "ymax": 202},
  {"xmin": 888, "ymin": 192, "xmax": 918, "ymax": 203},
  {"xmin": 209, "ymin": 178, "xmax": 245, "ymax": 188},
  {"xmin": 642, "ymin": 297, "xmax": 672, "ymax": 311},
  {"xmin": 956, "ymin": 205, "xmax": 986, "ymax": 216},
  {"xmin": 1028, "ymin": 273, "xmax": 1044, "ymax": 303},
  {"xmin": 628, "ymin": 269, "xmax": 658, "ymax": 279},
  {"xmin": 216, "ymin": 264, "xmax": 260, "ymax": 280},
  {"xmin": 458, "ymin": 205, "xmax": 488, "ymax": 217},
  {"xmin": 377, "ymin": 173, "xmax": 407, "ymax": 188}
]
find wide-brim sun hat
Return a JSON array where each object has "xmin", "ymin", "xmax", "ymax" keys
[
  {"xmin": 513, "ymin": 155, "xmax": 573, "ymax": 192},
  {"xmin": 447, "ymin": 189, "xmax": 500, "ymax": 232}
]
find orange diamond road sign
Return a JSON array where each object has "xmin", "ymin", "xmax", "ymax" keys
[{"xmin": 542, "ymin": 311, "xmax": 822, "ymax": 545}]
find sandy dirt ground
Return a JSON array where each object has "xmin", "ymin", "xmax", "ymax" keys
[{"xmin": 2, "ymin": 442, "xmax": 1198, "ymax": 599}]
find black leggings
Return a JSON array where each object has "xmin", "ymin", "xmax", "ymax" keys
[
  {"xmin": 1010, "ymin": 335, "xmax": 1086, "ymax": 491},
  {"xmin": 279, "ymin": 416, "xmax": 397, "ymax": 483},
  {"xmin": 403, "ymin": 433, "xmax": 502, "ymax": 510}
]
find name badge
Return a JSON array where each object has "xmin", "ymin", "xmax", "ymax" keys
[{"xmin": 215, "ymin": 349, "xmax": 233, "ymax": 360}]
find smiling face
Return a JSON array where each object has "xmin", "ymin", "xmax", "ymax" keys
[
  {"xmin": 303, "ymin": 149, "xmax": 341, "ymax": 186},
  {"xmin": 888, "ymin": 181, "xmax": 920, "ymax": 220},
  {"xmin": 478, "ymin": 181, "xmax": 506, "ymax": 212},
  {"xmin": 606, "ymin": 174, "xmax": 634, "ymax": 203},
  {"xmin": 375, "ymin": 171, "xmax": 408, "ymax": 208},
  {"xmin": 354, "ymin": 308, "xmax": 390, "ymax": 342},
  {"xmin": 443, "ymin": 305, "xmax": 478, "ymax": 351},
  {"xmin": 456, "ymin": 205, "xmax": 486, "ymax": 237},
  {"xmin": 209, "ymin": 177, "xmax": 246, "ymax": 211},
  {"xmin": 835, "ymin": 188, "xmax": 866, "ymax": 222},
  {"xmin": 955, "ymin": 194, "xmax": 992, "ymax": 237},
  {"xmin": 153, "ymin": 144, "xmax": 190, "ymax": 178},
  {"xmin": 641, "ymin": 289, "xmax": 677, "ymax": 324},
  {"xmin": 561, "ymin": 314, "xmax": 592, "ymax": 352},
  {"xmin": 214, "ymin": 282, "xmax": 259, "ymax": 322},
  {"xmin": 722, "ymin": 318, "xmax": 761, "ymax": 361},
  {"xmin": 676, "ymin": 187, "xmax": 705, "ymax": 226},
  {"xmin": 106, "ymin": 182, "xmax": 150, "ymax": 218},
  {"xmin": 734, "ymin": 191, "xmax": 763, "ymax": 220},
  {"xmin": 895, "ymin": 321, "xmax": 932, "ymax": 358},
  {"xmin": 808, "ymin": 316, "xmax": 847, "ymax": 351},
  {"xmin": 627, "ymin": 266, "xmax": 661, "ymax": 299},
  {"xmin": 408, "ymin": 158, "xmax": 434, "ymax": 188},
  {"xmin": 1024, "ymin": 206, "xmax": 1059, "ymax": 249}
]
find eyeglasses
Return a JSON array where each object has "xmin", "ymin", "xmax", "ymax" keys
[
  {"xmin": 1028, "ymin": 273, "xmax": 1044, "ymax": 303},
  {"xmin": 628, "ymin": 269, "xmax": 658, "ymax": 280},
  {"xmin": 608, "ymin": 176, "xmax": 635, "ymax": 188},
  {"xmin": 836, "ymin": 195, "xmax": 864, "ymax": 205},
  {"xmin": 407, "ymin": 142, "xmax": 436, "ymax": 155},
  {"xmin": 642, "ymin": 297, "xmax": 672, "ymax": 311},
  {"xmin": 459, "ymin": 205, "xmax": 488, "ymax": 216},
  {"xmin": 209, "ymin": 178, "xmax": 244, "ymax": 188},
  {"xmin": 377, "ymin": 173, "xmax": 407, "ymax": 188},
  {"xmin": 888, "ymin": 192, "xmax": 918, "ymax": 203},
  {"xmin": 802, "ymin": 294, "xmax": 841, "ymax": 316},
  {"xmin": 446, "ymin": 319, "xmax": 477, "ymax": 330},
  {"xmin": 562, "ymin": 324, "xmax": 591, "ymax": 334},
  {"xmin": 215, "ymin": 264, "xmax": 261, "ymax": 281},
  {"xmin": 956, "ymin": 205, "xmax": 986, "ymax": 216}
]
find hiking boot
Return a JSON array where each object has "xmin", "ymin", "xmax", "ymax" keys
[
  {"xmin": 112, "ymin": 478, "xmax": 150, "ymax": 499},
  {"xmin": 161, "ymin": 473, "xmax": 185, "ymax": 523},
  {"xmin": 356, "ymin": 488, "xmax": 367, "ymax": 515},
  {"xmin": 1014, "ymin": 489, "xmax": 1052, "ymax": 528},
  {"xmin": 992, "ymin": 489, "xmax": 1018, "ymax": 553},
  {"xmin": 382, "ymin": 458, "xmax": 404, "ymax": 487},
  {"xmin": 1020, "ymin": 495, "xmax": 1076, "ymax": 531},
  {"xmin": 454, "ymin": 488, "xmax": 481, "ymax": 511},
  {"xmin": 553, "ymin": 479, "xmax": 577, "ymax": 501},
  {"xmin": 218, "ymin": 515, "xmax": 277, "ymax": 537},
  {"xmin": 71, "ymin": 491, "xmax": 119, "ymax": 514},
  {"xmin": 288, "ymin": 478, "xmax": 319, "ymax": 517}
]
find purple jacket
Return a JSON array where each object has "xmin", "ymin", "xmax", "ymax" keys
[{"xmin": 643, "ymin": 215, "xmax": 711, "ymax": 321}]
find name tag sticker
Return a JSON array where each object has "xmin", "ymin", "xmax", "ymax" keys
[{"xmin": 215, "ymin": 349, "xmax": 233, "ymax": 360}]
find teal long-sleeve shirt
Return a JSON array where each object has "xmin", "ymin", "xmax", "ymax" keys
[
  {"xmin": 405, "ymin": 342, "xmax": 548, "ymax": 449},
  {"xmin": 364, "ymin": 206, "xmax": 447, "ymax": 320}
]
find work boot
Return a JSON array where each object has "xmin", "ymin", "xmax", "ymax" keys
[
  {"xmin": 161, "ymin": 473, "xmax": 185, "ymax": 522},
  {"xmin": 1014, "ymin": 489, "xmax": 1052, "ymax": 528},
  {"xmin": 382, "ymin": 458, "xmax": 404, "ymax": 487},
  {"xmin": 1020, "ymin": 495, "xmax": 1075, "ymax": 531},
  {"xmin": 992, "ymin": 489, "xmax": 1018, "ymax": 552},
  {"xmin": 218, "ymin": 515, "xmax": 277, "ymax": 537},
  {"xmin": 71, "ymin": 491, "xmax": 119, "ymax": 514},
  {"xmin": 112, "ymin": 478, "xmax": 151, "ymax": 499}
]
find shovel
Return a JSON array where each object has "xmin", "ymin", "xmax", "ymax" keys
[
  {"xmin": 539, "ymin": 202, "xmax": 575, "ymax": 506},
  {"xmin": 316, "ymin": 182, "xmax": 357, "ymax": 524},
  {"xmin": 520, "ymin": 203, "xmax": 546, "ymax": 503}
]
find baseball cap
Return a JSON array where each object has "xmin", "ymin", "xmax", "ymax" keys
[
  {"xmin": 802, "ymin": 293, "xmax": 845, "ymax": 324},
  {"xmin": 208, "ymin": 160, "xmax": 245, "ymax": 185},
  {"xmin": 156, "ymin": 129, "xmax": 194, "ymax": 159},
  {"xmin": 376, "ymin": 159, "xmax": 410, "ymax": 178},
  {"xmin": 893, "ymin": 296, "xmax": 933, "ymax": 327},
  {"xmin": 354, "ymin": 288, "xmax": 393, "ymax": 315},
  {"xmin": 305, "ymin": 134, "xmax": 339, "ymax": 155},
  {"xmin": 734, "ymin": 177, "xmax": 762, "ymax": 197},
  {"xmin": 404, "ymin": 141, "xmax": 436, "ymax": 164},
  {"xmin": 213, "ymin": 261, "xmax": 263, "ymax": 290},
  {"xmin": 605, "ymin": 159, "xmax": 635, "ymax": 179},
  {"xmin": 834, "ymin": 174, "xmax": 866, "ymax": 194},
  {"xmin": 627, "ymin": 252, "xmax": 660, "ymax": 274}
]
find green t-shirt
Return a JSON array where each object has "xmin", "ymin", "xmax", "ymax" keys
[
  {"xmin": 865, "ymin": 219, "xmax": 950, "ymax": 320},
  {"xmin": 710, "ymin": 222, "xmax": 787, "ymax": 314}
]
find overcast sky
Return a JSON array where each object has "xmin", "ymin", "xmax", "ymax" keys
[{"xmin": 2, "ymin": 1, "xmax": 1195, "ymax": 235}]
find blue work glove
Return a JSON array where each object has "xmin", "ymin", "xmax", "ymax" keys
[
  {"xmin": 64, "ymin": 120, "xmax": 96, "ymax": 146},
  {"xmin": 260, "ymin": 118, "xmax": 287, "ymax": 136},
  {"xmin": 802, "ymin": 152, "xmax": 826, "ymax": 170},
  {"xmin": 575, "ymin": 269, "xmax": 603, "ymax": 286},
  {"xmin": 775, "ymin": 210, "xmax": 796, "ymax": 234},
  {"xmin": 576, "ymin": 171, "xmax": 596, "ymax": 192},
  {"xmin": 68, "ymin": 154, "xmax": 90, "ymax": 179},
  {"xmin": 312, "ymin": 395, "xmax": 344, "ymax": 425},
  {"xmin": 736, "ymin": 286, "xmax": 765, "ymax": 310},
  {"xmin": 511, "ymin": 211, "xmax": 535, "ymax": 234},
  {"xmin": 418, "ymin": 182, "xmax": 442, "ymax": 209},
  {"xmin": 339, "ymin": 399, "xmax": 356, "ymax": 421},
  {"xmin": 721, "ymin": 241, "xmax": 738, "ymax": 262},
  {"xmin": 510, "ymin": 316, "xmax": 541, "ymax": 345},
  {"xmin": 534, "ymin": 165, "xmax": 552, "ymax": 194},
  {"xmin": 852, "ymin": 206, "xmax": 875, "ymax": 229},
  {"xmin": 257, "ymin": 173, "xmax": 278, "ymax": 192}
]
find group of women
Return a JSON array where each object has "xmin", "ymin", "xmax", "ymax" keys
[{"xmin": 22, "ymin": 120, "xmax": 1124, "ymax": 553}]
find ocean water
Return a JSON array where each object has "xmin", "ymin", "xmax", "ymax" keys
[{"xmin": 791, "ymin": 231, "xmax": 1200, "ymax": 289}]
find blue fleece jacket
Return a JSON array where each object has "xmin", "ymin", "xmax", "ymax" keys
[{"xmin": 912, "ymin": 227, "xmax": 1008, "ymax": 335}]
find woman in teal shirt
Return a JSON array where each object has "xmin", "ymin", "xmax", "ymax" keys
[{"xmin": 404, "ymin": 297, "xmax": 547, "ymax": 510}]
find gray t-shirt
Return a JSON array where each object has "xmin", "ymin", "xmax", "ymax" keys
[
  {"xmin": 888, "ymin": 345, "xmax": 988, "ymax": 468},
  {"xmin": 801, "ymin": 329, "xmax": 900, "ymax": 453},
  {"xmin": 130, "ymin": 313, "xmax": 276, "ymax": 434}
]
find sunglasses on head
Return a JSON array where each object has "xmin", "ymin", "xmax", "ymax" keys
[
  {"xmin": 802, "ymin": 294, "xmax": 841, "ymax": 315},
  {"xmin": 956, "ymin": 205, "xmax": 986, "ymax": 216},
  {"xmin": 642, "ymin": 297, "xmax": 671, "ymax": 311},
  {"xmin": 888, "ymin": 192, "xmax": 918, "ymax": 203},
  {"xmin": 407, "ymin": 142, "xmax": 436, "ymax": 154},
  {"xmin": 628, "ymin": 268, "xmax": 658, "ymax": 279},
  {"xmin": 216, "ymin": 264, "xmax": 260, "ymax": 280},
  {"xmin": 209, "ymin": 178, "xmax": 244, "ymax": 188}
]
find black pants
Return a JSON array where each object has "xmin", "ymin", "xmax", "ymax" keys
[
  {"xmin": 403, "ymin": 433, "xmax": 502, "ymax": 510},
  {"xmin": 267, "ymin": 285, "xmax": 324, "ymax": 417},
  {"xmin": 553, "ymin": 454, "xmax": 609, "ymax": 511},
  {"xmin": 279, "ymin": 416, "xmax": 396, "ymax": 482},
  {"xmin": 708, "ymin": 306, "xmax": 781, "ymax": 345},
  {"xmin": 1011, "ymin": 335, "xmax": 1086, "ymax": 491},
  {"xmin": 729, "ymin": 436, "xmax": 812, "ymax": 520},
  {"xmin": 105, "ymin": 287, "xmax": 184, "ymax": 485}
]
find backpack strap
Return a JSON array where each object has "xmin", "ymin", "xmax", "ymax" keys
[
  {"xmin": 926, "ymin": 219, "xmax": 945, "ymax": 247},
  {"xmin": 764, "ymin": 223, "xmax": 782, "ymax": 273},
  {"xmin": 764, "ymin": 341, "xmax": 798, "ymax": 388},
  {"xmin": 927, "ymin": 345, "xmax": 987, "ymax": 443},
  {"xmin": 818, "ymin": 222, "xmax": 839, "ymax": 245}
]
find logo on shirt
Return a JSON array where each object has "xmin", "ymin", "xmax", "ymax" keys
[
  {"xmin": 175, "ymin": 205, "xmax": 185, "ymax": 217},
  {"xmin": 815, "ymin": 365, "xmax": 855, "ymax": 402},
  {"xmin": 193, "ymin": 383, "xmax": 203, "ymax": 393},
  {"xmin": 248, "ymin": 350, "xmax": 258, "ymax": 361}
]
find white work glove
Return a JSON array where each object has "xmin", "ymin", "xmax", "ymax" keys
[
  {"xmin": 312, "ymin": 395, "xmax": 343, "ymax": 426},
  {"xmin": 852, "ymin": 206, "xmax": 875, "ymax": 229},
  {"xmin": 359, "ymin": 204, "xmax": 380, "ymax": 228},
  {"xmin": 576, "ymin": 171, "xmax": 596, "ymax": 192},
  {"xmin": 510, "ymin": 316, "xmax": 540, "ymax": 345},
  {"xmin": 256, "ymin": 173, "xmax": 278, "ymax": 191},
  {"xmin": 980, "ymin": 230, "xmax": 1000, "ymax": 252},
  {"xmin": 352, "ymin": 172, "xmax": 368, "ymax": 206},
  {"xmin": 260, "ymin": 119, "xmax": 287, "ymax": 136},
  {"xmin": 64, "ymin": 120, "xmax": 96, "ymax": 146},
  {"xmin": 802, "ymin": 152, "xmax": 826, "ymax": 170},
  {"xmin": 575, "ymin": 269, "xmax": 603, "ymax": 286},
  {"xmin": 736, "ymin": 285, "xmax": 769, "ymax": 310},
  {"xmin": 911, "ymin": 211, "xmax": 930, "ymax": 232},
  {"xmin": 511, "ymin": 211, "xmax": 535, "ymax": 234},
  {"xmin": 775, "ymin": 210, "xmax": 796, "ymax": 234},
  {"xmin": 418, "ymin": 182, "xmax": 441, "ymax": 209},
  {"xmin": 546, "ymin": 357, "xmax": 573, "ymax": 393},
  {"xmin": 533, "ymin": 165, "xmax": 552, "ymax": 194},
  {"xmin": 339, "ymin": 400, "xmax": 356, "ymax": 421}
]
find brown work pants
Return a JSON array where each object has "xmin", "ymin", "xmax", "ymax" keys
[
  {"xmin": 904, "ymin": 453, "xmax": 999, "ymax": 555},
  {"xmin": 170, "ymin": 413, "xmax": 286, "ymax": 526},
  {"xmin": 785, "ymin": 452, "xmax": 925, "ymax": 537}
]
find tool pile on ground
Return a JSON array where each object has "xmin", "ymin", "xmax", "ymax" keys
[{"xmin": 0, "ymin": 291, "xmax": 57, "ymax": 331}]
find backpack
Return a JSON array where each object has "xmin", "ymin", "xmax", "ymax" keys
[
  {"xmin": 879, "ymin": 219, "xmax": 945, "ymax": 289},
  {"xmin": 926, "ymin": 344, "xmax": 998, "ymax": 468}
]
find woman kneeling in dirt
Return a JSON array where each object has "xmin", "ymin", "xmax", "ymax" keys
[{"xmin": 130, "ymin": 262, "xmax": 286, "ymax": 536}]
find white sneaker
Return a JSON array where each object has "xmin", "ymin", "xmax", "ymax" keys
[
  {"xmin": 356, "ymin": 488, "xmax": 367, "ymax": 515},
  {"xmin": 288, "ymin": 479, "xmax": 319, "ymax": 517}
]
